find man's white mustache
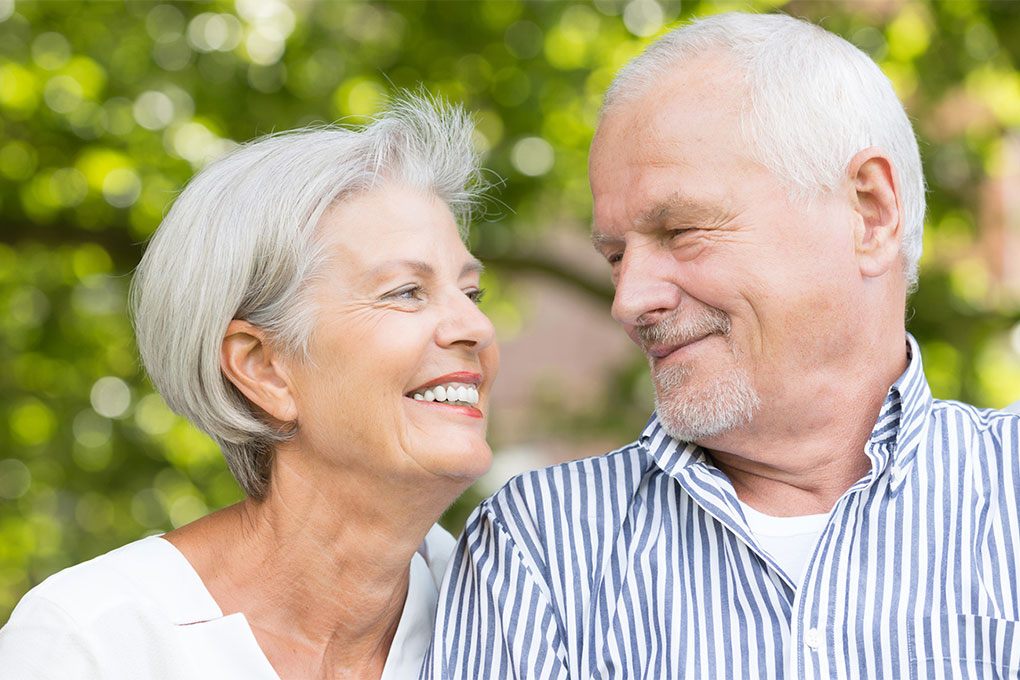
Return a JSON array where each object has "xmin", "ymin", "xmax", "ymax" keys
[{"xmin": 635, "ymin": 306, "xmax": 731, "ymax": 353}]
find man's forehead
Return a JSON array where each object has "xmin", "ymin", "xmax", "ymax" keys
[{"xmin": 598, "ymin": 53, "xmax": 745, "ymax": 129}]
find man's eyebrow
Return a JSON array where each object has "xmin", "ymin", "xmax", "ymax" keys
[
  {"xmin": 591, "ymin": 231, "xmax": 619, "ymax": 249},
  {"xmin": 591, "ymin": 193, "xmax": 735, "ymax": 250},
  {"xmin": 637, "ymin": 193, "xmax": 733, "ymax": 227}
]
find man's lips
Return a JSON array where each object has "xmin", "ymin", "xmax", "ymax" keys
[{"xmin": 643, "ymin": 334, "xmax": 712, "ymax": 360}]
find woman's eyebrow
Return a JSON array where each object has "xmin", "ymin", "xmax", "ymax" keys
[
  {"xmin": 462, "ymin": 259, "xmax": 484, "ymax": 277},
  {"xmin": 362, "ymin": 258, "xmax": 484, "ymax": 284},
  {"xmin": 361, "ymin": 260, "xmax": 434, "ymax": 285}
]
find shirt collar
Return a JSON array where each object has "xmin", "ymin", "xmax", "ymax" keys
[
  {"xmin": 872, "ymin": 332, "xmax": 933, "ymax": 492},
  {"xmin": 640, "ymin": 332, "xmax": 934, "ymax": 493}
]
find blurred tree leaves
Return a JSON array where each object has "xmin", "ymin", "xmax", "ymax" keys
[{"xmin": 2, "ymin": 0, "xmax": 1019, "ymax": 621}]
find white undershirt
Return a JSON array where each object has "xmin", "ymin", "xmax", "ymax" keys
[{"xmin": 738, "ymin": 500, "xmax": 829, "ymax": 589}]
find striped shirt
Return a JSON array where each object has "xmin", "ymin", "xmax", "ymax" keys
[{"xmin": 422, "ymin": 335, "xmax": 1020, "ymax": 679}]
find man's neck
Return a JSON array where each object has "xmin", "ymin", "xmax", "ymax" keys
[{"xmin": 697, "ymin": 333, "xmax": 909, "ymax": 517}]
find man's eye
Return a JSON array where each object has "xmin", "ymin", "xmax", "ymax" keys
[
  {"xmin": 466, "ymin": 288, "xmax": 486, "ymax": 304},
  {"xmin": 607, "ymin": 253, "xmax": 623, "ymax": 265}
]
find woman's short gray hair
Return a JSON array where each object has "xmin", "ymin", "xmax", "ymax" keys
[
  {"xmin": 603, "ymin": 12, "xmax": 926, "ymax": 291},
  {"xmin": 131, "ymin": 93, "xmax": 485, "ymax": 500}
]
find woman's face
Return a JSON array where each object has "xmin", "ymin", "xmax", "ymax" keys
[{"xmin": 284, "ymin": 184, "xmax": 499, "ymax": 484}]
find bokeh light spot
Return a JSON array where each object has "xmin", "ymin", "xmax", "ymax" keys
[
  {"xmin": 9, "ymin": 399, "xmax": 58, "ymax": 446},
  {"xmin": 146, "ymin": 4, "xmax": 186, "ymax": 42},
  {"xmin": 131, "ymin": 488, "xmax": 168, "ymax": 528},
  {"xmin": 0, "ymin": 141, "xmax": 38, "ymax": 181},
  {"xmin": 31, "ymin": 32, "xmax": 72, "ymax": 71},
  {"xmin": 102, "ymin": 167, "xmax": 142, "ymax": 208},
  {"xmin": 90, "ymin": 376, "xmax": 132, "ymax": 419},
  {"xmin": 135, "ymin": 393, "xmax": 177, "ymax": 436},
  {"xmin": 167, "ymin": 120, "xmax": 236, "ymax": 167},
  {"xmin": 72, "ymin": 243, "xmax": 113, "ymax": 279},
  {"xmin": 75, "ymin": 493, "xmax": 114, "ymax": 532},
  {"xmin": 170, "ymin": 495, "xmax": 208, "ymax": 528},
  {"xmin": 511, "ymin": 136, "xmax": 555, "ymax": 176},
  {"xmin": 73, "ymin": 409, "xmax": 113, "ymax": 448},
  {"xmin": 50, "ymin": 167, "xmax": 88, "ymax": 207},
  {"xmin": 133, "ymin": 90, "xmax": 175, "ymax": 130},
  {"xmin": 8, "ymin": 286, "xmax": 50, "ymax": 328},
  {"xmin": 0, "ymin": 63, "xmax": 40, "ymax": 116},
  {"xmin": 623, "ymin": 0, "xmax": 664, "ymax": 38},
  {"xmin": 505, "ymin": 20, "xmax": 543, "ymax": 60},
  {"xmin": 188, "ymin": 13, "xmax": 242, "ymax": 52},
  {"xmin": 72, "ymin": 441, "xmax": 113, "ymax": 472},
  {"xmin": 0, "ymin": 460, "xmax": 31, "ymax": 500}
]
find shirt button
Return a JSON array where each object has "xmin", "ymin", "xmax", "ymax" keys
[{"xmin": 805, "ymin": 627, "xmax": 821, "ymax": 650}]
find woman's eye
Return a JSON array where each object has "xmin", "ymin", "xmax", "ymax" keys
[
  {"xmin": 387, "ymin": 285, "xmax": 423, "ymax": 301},
  {"xmin": 466, "ymin": 288, "xmax": 486, "ymax": 304}
]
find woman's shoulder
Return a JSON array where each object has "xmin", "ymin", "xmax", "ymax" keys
[
  {"xmin": 11, "ymin": 535, "xmax": 218, "ymax": 627},
  {"xmin": 0, "ymin": 535, "xmax": 226, "ymax": 678}
]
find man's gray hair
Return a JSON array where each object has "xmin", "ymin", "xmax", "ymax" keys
[
  {"xmin": 603, "ymin": 12, "xmax": 926, "ymax": 290},
  {"xmin": 131, "ymin": 93, "xmax": 484, "ymax": 500}
]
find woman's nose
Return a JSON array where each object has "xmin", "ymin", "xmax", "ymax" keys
[{"xmin": 438, "ymin": 292, "xmax": 496, "ymax": 353}]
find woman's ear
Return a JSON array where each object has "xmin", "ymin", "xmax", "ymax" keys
[
  {"xmin": 220, "ymin": 320, "xmax": 298, "ymax": 424},
  {"xmin": 848, "ymin": 148, "xmax": 904, "ymax": 279}
]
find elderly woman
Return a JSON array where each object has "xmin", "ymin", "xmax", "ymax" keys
[{"xmin": 0, "ymin": 95, "xmax": 498, "ymax": 679}]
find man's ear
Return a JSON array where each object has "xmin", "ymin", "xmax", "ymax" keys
[
  {"xmin": 848, "ymin": 148, "xmax": 904, "ymax": 279},
  {"xmin": 220, "ymin": 319, "xmax": 298, "ymax": 424}
]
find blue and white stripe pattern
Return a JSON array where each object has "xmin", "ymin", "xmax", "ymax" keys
[{"xmin": 422, "ymin": 335, "xmax": 1020, "ymax": 679}]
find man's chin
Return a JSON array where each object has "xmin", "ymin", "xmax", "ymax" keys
[{"xmin": 653, "ymin": 379, "xmax": 761, "ymax": 444}]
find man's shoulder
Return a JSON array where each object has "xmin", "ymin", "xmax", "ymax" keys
[
  {"xmin": 926, "ymin": 397, "xmax": 1020, "ymax": 471},
  {"xmin": 930, "ymin": 396, "xmax": 1020, "ymax": 434},
  {"xmin": 471, "ymin": 440, "xmax": 656, "ymax": 547}
]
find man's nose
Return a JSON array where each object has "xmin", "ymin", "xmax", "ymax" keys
[{"xmin": 610, "ymin": 247, "xmax": 683, "ymax": 327}]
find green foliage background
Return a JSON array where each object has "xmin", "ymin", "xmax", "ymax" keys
[{"xmin": 2, "ymin": 0, "xmax": 1019, "ymax": 622}]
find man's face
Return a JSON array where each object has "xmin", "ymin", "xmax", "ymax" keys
[{"xmin": 590, "ymin": 57, "xmax": 862, "ymax": 445}]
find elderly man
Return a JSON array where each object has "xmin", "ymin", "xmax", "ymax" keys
[{"xmin": 422, "ymin": 12, "xmax": 1020, "ymax": 679}]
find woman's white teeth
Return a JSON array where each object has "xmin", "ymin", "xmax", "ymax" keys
[{"xmin": 410, "ymin": 383, "xmax": 479, "ymax": 405}]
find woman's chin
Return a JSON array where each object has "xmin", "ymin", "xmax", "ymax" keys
[{"xmin": 414, "ymin": 442, "xmax": 493, "ymax": 485}]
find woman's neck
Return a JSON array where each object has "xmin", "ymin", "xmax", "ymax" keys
[{"xmin": 165, "ymin": 452, "xmax": 465, "ymax": 679}]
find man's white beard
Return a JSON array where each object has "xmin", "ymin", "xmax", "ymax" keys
[{"xmin": 636, "ymin": 307, "xmax": 761, "ymax": 443}]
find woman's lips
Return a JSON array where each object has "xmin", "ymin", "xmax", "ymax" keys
[
  {"xmin": 409, "ymin": 400, "xmax": 483, "ymax": 419},
  {"xmin": 406, "ymin": 371, "xmax": 482, "ymax": 393},
  {"xmin": 405, "ymin": 371, "xmax": 484, "ymax": 418}
]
